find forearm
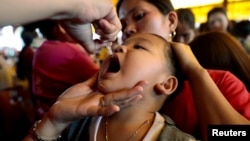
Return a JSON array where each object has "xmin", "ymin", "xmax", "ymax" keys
[
  {"xmin": 0, "ymin": 0, "xmax": 79, "ymax": 27},
  {"xmin": 188, "ymin": 68, "xmax": 250, "ymax": 140}
]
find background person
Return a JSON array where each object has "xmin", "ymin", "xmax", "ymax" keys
[
  {"xmin": 206, "ymin": 7, "xmax": 233, "ymax": 33},
  {"xmin": 174, "ymin": 8, "xmax": 196, "ymax": 44},
  {"xmin": 231, "ymin": 20, "xmax": 250, "ymax": 54},
  {"xmin": 32, "ymin": 20, "xmax": 99, "ymax": 119},
  {"xmin": 189, "ymin": 31, "xmax": 250, "ymax": 91}
]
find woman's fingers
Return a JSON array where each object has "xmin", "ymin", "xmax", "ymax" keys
[
  {"xmin": 52, "ymin": 80, "xmax": 148, "ymax": 120},
  {"xmin": 101, "ymin": 80, "xmax": 148, "ymax": 108},
  {"xmin": 170, "ymin": 42, "xmax": 203, "ymax": 76},
  {"xmin": 86, "ymin": 80, "xmax": 148, "ymax": 116},
  {"xmin": 114, "ymin": 95, "xmax": 143, "ymax": 108}
]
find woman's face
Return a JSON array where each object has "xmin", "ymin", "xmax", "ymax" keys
[
  {"xmin": 174, "ymin": 22, "xmax": 196, "ymax": 44},
  {"xmin": 118, "ymin": 0, "xmax": 174, "ymax": 41},
  {"xmin": 208, "ymin": 12, "xmax": 228, "ymax": 32}
]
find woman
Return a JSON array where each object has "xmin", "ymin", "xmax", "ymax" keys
[
  {"xmin": 116, "ymin": 0, "xmax": 250, "ymax": 140},
  {"xmin": 189, "ymin": 31, "xmax": 250, "ymax": 91},
  {"xmin": 174, "ymin": 8, "xmax": 196, "ymax": 44},
  {"xmin": 206, "ymin": 7, "xmax": 232, "ymax": 32},
  {"xmin": 117, "ymin": 0, "xmax": 177, "ymax": 42}
]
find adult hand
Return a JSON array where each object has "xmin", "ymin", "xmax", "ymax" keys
[
  {"xmin": 170, "ymin": 42, "xmax": 204, "ymax": 77},
  {"xmin": 44, "ymin": 74, "xmax": 147, "ymax": 131},
  {"xmin": 1, "ymin": 0, "xmax": 121, "ymax": 53},
  {"xmin": 59, "ymin": 0, "xmax": 121, "ymax": 53}
]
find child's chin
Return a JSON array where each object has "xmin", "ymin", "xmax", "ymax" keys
[
  {"xmin": 99, "ymin": 89, "xmax": 112, "ymax": 95},
  {"xmin": 98, "ymin": 87, "xmax": 120, "ymax": 96}
]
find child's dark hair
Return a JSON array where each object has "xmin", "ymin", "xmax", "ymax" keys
[
  {"xmin": 151, "ymin": 34, "xmax": 184, "ymax": 100},
  {"xmin": 149, "ymin": 34, "xmax": 184, "ymax": 113},
  {"xmin": 163, "ymin": 41, "xmax": 184, "ymax": 100}
]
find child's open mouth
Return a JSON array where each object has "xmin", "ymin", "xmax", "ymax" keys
[
  {"xmin": 106, "ymin": 54, "xmax": 120, "ymax": 73},
  {"xmin": 100, "ymin": 54, "xmax": 121, "ymax": 79}
]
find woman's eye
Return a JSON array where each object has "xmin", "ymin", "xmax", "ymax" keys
[{"xmin": 134, "ymin": 13, "xmax": 144, "ymax": 21}]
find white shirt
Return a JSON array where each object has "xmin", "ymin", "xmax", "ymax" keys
[{"xmin": 89, "ymin": 112, "xmax": 165, "ymax": 141}]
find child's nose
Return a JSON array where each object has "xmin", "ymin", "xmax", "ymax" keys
[{"xmin": 113, "ymin": 46, "xmax": 126, "ymax": 53}]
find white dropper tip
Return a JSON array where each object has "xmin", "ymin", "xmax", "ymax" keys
[{"xmin": 106, "ymin": 42, "xmax": 113, "ymax": 56}]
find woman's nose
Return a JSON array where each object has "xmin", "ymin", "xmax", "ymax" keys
[{"xmin": 122, "ymin": 23, "xmax": 136, "ymax": 41}]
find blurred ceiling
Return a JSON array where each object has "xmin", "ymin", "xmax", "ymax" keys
[
  {"xmin": 171, "ymin": 0, "xmax": 223, "ymax": 8},
  {"xmin": 112, "ymin": 0, "xmax": 250, "ymax": 24}
]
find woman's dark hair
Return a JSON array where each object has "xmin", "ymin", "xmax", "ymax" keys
[
  {"xmin": 176, "ymin": 8, "xmax": 195, "ymax": 29},
  {"xmin": 189, "ymin": 31, "xmax": 250, "ymax": 91},
  {"xmin": 116, "ymin": 0, "xmax": 174, "ymax": 16},
  {"xmin": 207, "ymin": 7, "xmax": 233, "ymax": 31},
  {"xmin": 207, "ymin": 7, "xmax": 227, "ymax": 19}
]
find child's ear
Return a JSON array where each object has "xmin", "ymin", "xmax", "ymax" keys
[{"xmin": 154, "ymin": 76, "xmax": 178, "ymax": 96}]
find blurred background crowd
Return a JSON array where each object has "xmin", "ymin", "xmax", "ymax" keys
[{"xmin": 0, "ymin": 0, "xmax": 249, "ymax": 140}]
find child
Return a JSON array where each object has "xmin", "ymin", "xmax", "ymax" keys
[{"xmin": 24, "ymin": 33, "xmax": 196, "ymax": 141}]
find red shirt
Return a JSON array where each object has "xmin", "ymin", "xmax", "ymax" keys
[
  {"xmin": 32, "ymin": 41, "xmax": 99, "ymax": 117},
  {"xmin": 163, "ymin": 70, "xmax": 250, "ymax": 138}
]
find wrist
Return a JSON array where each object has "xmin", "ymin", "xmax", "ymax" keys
[
  {"xmin": 50, "ymin": 0, "xmax": 82, "ymax": 20},
  {"xmin": 186, "ymin": 67, "xmax": 207, "ymax": 81},
  {"xmin": 184, "ymin": 63, "xmax": 203, "ymax": 77},
  {"xmin": 29, "ymin": 113, "xmax": 69, "ymax": 141},
  {"xmin": 29, "ymin": 120, "xmax": 62, "ymax": 141}
]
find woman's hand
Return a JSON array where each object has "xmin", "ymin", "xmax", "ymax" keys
[
  {"xmin": 0, "ymin": 0, "xmax": 121, "ymax": 53},
  {"xmin": 38, "ymin": 74, "xmax": 148, "ymax": 134},
  {"xmin": 170, "ymin": 42, "xmax": 204, "ymax": 78},
  {"xmin": 23, "ymin": 74, "xmax": 147, "ymax": 141},
  {"xmin": 60, "ymin": 0, "xmax": 121, "ymax": 53}
]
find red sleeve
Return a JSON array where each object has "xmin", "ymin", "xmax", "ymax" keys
[
  {"xmin": 163, "ymin": 69, "xmax": 250, "ymax": 136},
  {"xmin": 208, "ymin": 70, "xmax": 250, "ymax": 119}
]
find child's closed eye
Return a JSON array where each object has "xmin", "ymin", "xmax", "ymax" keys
[{"xmin": 134, "ymin": 44, "xmax": 146, "ymax": 50}]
